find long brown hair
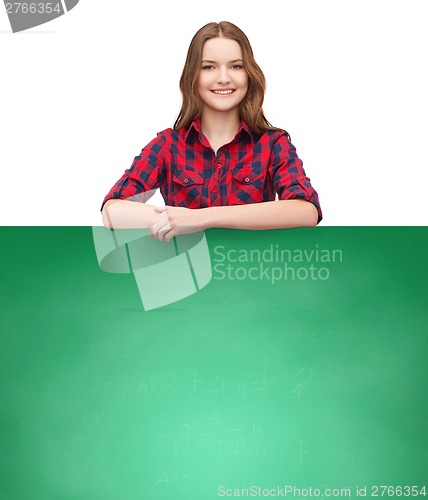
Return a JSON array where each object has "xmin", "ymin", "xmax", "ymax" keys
[{"xmin": 173, "ymin": 21, "xmax": 289, "ymax": 138}]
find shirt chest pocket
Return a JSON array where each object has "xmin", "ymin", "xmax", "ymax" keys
[
  {"xmin": 231, "ymin": 167, "xmax": 265, "ymax": 204},
  {"xmin": 171, "ymin": 169, "xmax": 204, "ymax": 208}
]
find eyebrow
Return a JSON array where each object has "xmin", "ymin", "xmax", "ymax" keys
[{"xmin": 201, "ymin": 59, "xmax": 243, "ymax": 64}]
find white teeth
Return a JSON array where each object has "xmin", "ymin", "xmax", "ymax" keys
[{"xmin": 212, "ymin": 90, "xmax": 234, "ymax": 95}]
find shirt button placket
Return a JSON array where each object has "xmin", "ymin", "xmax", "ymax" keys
[{"xmin": 211, "ymin": 160, "xmax": 222, "ymax": 204}]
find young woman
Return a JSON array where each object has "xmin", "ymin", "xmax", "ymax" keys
[{"xmin": 101, "ymin": 21, "xmax": 322, "ymax": 242}]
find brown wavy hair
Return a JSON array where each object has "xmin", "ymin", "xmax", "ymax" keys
[{"xmin": 173, "ymin": 21, "xmax": 289, "ymax": 138}]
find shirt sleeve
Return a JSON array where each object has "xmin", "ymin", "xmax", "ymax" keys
[
  {"xmin": 270, "ymin": 132, "xmax": 322, "ymax": 223},
  {"xmin": 100, "ymin": 131, "xmax": 168, "ymax": 212}
]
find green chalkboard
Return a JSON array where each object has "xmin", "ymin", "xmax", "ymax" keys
[{"xmin": 1, "ymin": 227, "xmax": 427, "ymax": 499}]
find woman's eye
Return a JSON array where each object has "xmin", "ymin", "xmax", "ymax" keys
[
  {"xmin": 231, "ymin": 65, "xmax": 243, "ymax": 69},
  {"xmin": 202, "ymin": 65, "xmax": 215, "ymax": 70}
]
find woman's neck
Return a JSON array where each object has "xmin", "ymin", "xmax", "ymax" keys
[{"xmin": 200, "ymin": 109, "xmax": 241, "ymax": 151}]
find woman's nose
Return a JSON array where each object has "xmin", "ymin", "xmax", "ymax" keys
[{"xmin": 217, "ymin": 66, "xmax": 231, "ymax": 84}]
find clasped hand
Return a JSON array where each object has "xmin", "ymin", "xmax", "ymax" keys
[{"xmin": 149, "ymin": 206, "xmax": 207, "ymax": 242}]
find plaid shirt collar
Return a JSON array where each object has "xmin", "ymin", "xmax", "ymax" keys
[{"xmin": 184, "ymin": 118, "xmax": 255, "ymax": 144}]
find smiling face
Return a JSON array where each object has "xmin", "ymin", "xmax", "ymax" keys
[{"xmin": 197, "ymin": 37, "xmax": 249, "ymax": 116}]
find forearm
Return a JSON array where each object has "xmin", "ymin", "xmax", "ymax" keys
[
  {"xmin": 101, "ymin": 199, "xmax": 158, "ymax": 228},
  {"xmin": 202, "ymin": 199, "xmax": 319, "ymax": 230}
]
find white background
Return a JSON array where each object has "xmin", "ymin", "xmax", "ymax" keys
[{"xmin": 1, "ymin": 0, "xmax": 427, "ymax": 225}]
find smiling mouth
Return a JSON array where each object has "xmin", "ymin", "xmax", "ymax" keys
[{"xmin": 211, "ymin": 89, "xmax": 235, "ymax": 95}]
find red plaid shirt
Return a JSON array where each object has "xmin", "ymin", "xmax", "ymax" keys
[{"xmin": 101, "ymin": 119, "xmax": 322, "ymax": 222}]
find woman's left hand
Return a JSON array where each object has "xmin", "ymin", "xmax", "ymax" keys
[{"xmin": 149, "ymin": 206, "xmax": 208, "ymax": 242}]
